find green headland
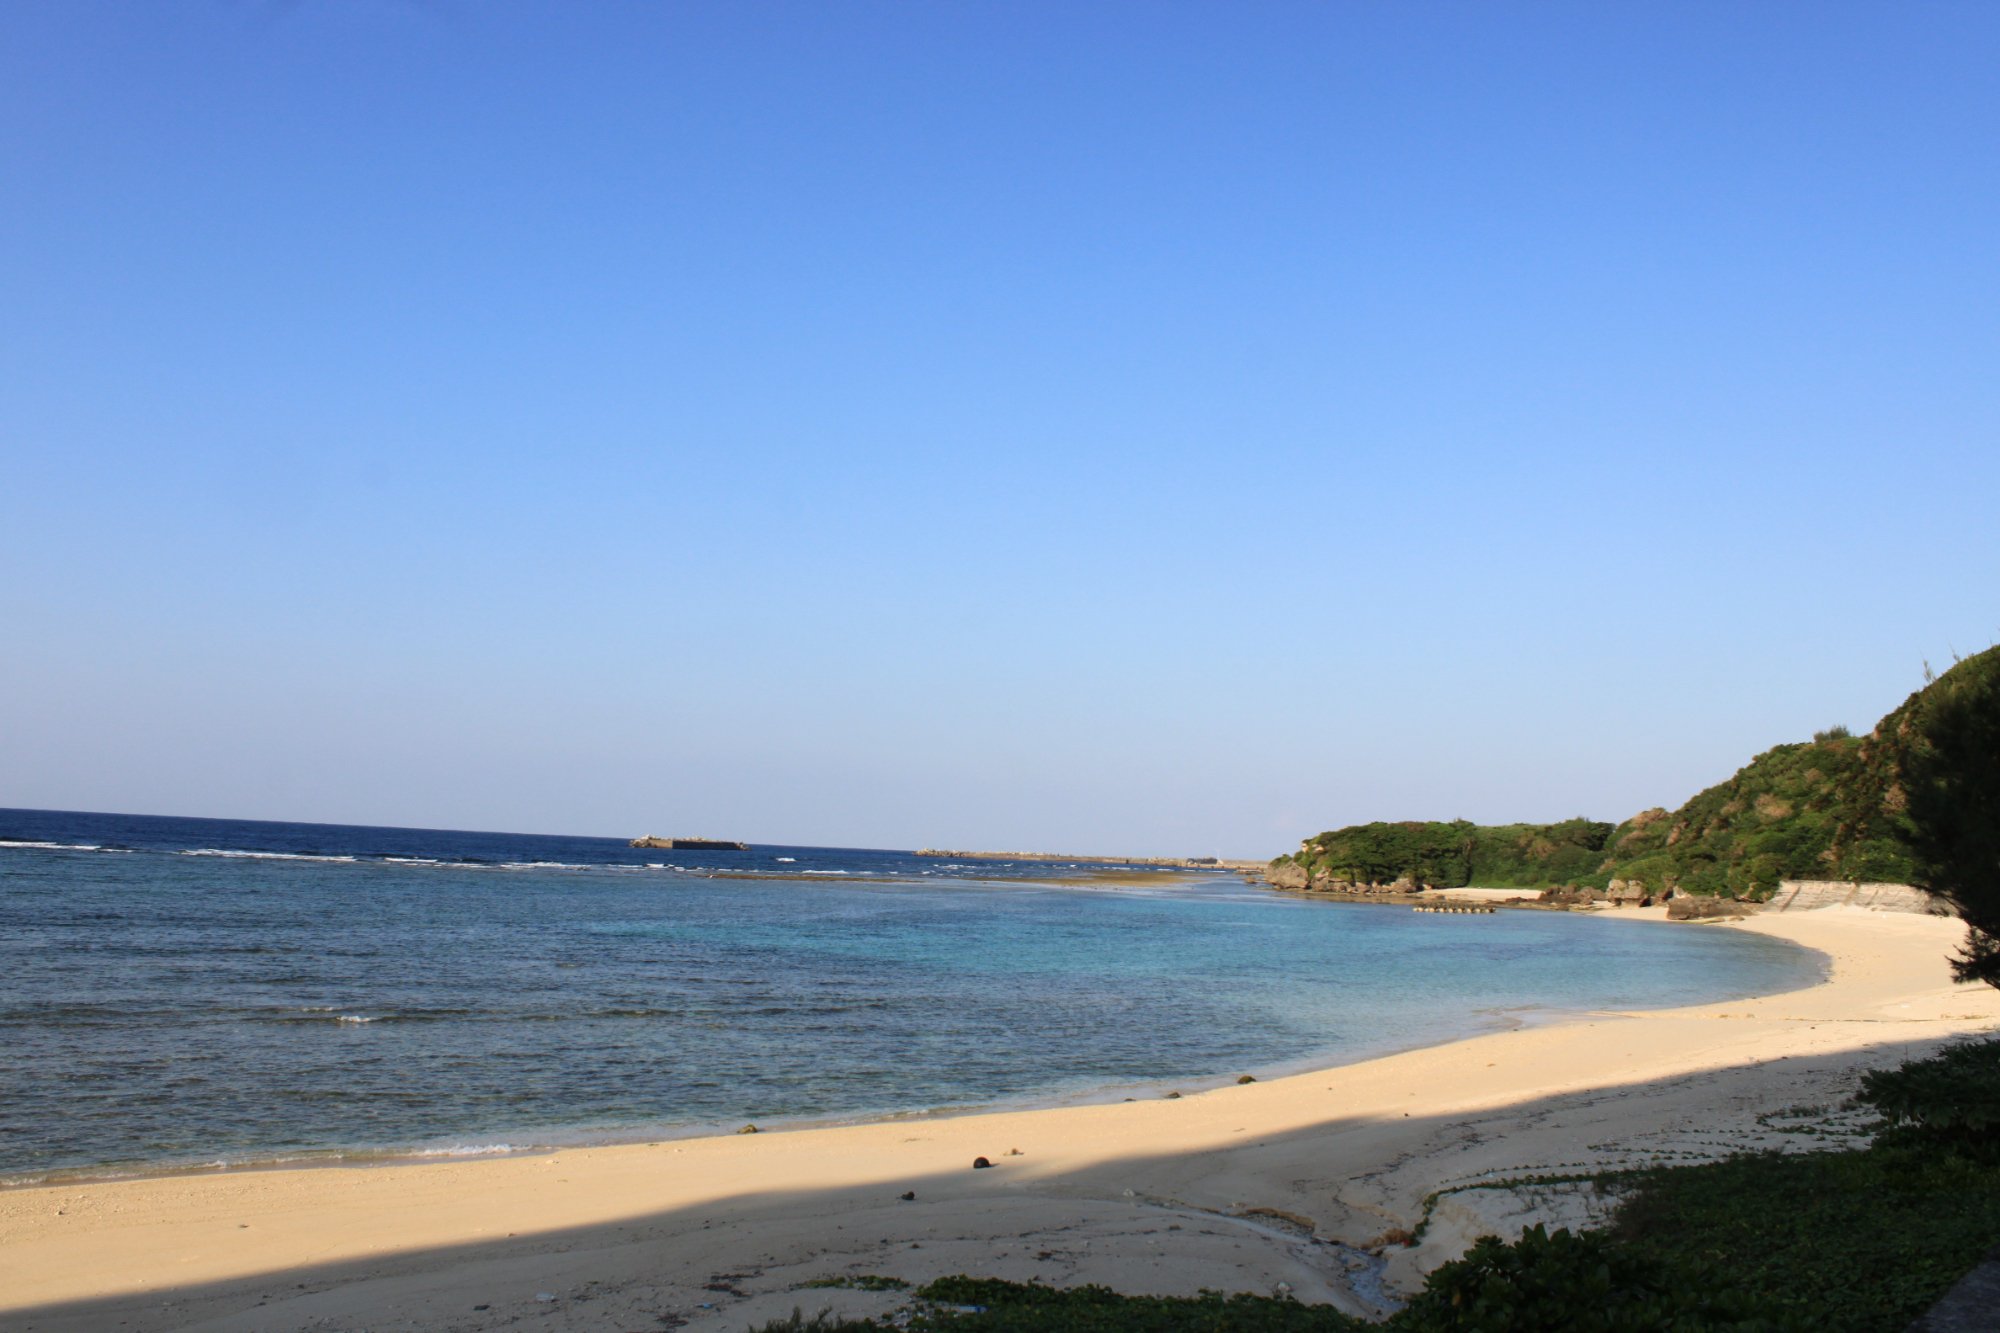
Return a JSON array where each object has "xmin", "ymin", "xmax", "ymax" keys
[{"xmin": 1271, "ymin": 645, "xmax": 2000, "ymax": 903}]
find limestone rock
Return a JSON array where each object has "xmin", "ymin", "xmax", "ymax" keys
[
  {"xmin": 1266, "ymin": 862, "xmax": 1311, "ymax": 890},
  {"xmin": 1665, "ymin": 895, "xmax": 1756, "ymax": 921}
]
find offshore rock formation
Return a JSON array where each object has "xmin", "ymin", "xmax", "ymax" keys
[{"xmin": 629, "ymin": 836, "xmax": 750, "ymax": 851}]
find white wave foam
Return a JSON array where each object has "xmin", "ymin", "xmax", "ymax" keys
[
  {"xmin": 800, "ymin": 869, "xmax": 849, "ymax": 875},
  {"xmin": 335, "ymin": 1014, "xmax": 379, "ymax": 1024},
  {"xmin": 775, "ymin": 857, "xmax": 797, "ymax": 863},
  {"xmin": 0, "ymin": 840, "xmax": 102, "ymax": 851},
  {"xmin": 407, "ymin": 1142, "xmax": 517, "ymax": 1158},
  {"xmin": 500, "ymin": 860, "xmax": 592, "ymax": 870},
  {"xmin": 178, "ymin": 849, "xmax": 358, "ymax": 863},
  {"xmin": 380, "ymin": 856, "xmax": 443, "ymax": 865}
]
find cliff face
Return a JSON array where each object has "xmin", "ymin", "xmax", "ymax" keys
[{"xmin": 1273, "ymin": 645, "xmax": 2000, "ymax": 901}]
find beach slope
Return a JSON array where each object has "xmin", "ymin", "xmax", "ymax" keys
[{"xmin": 4, "ymin": 906, "xmax": 1996, "ymax": 1332}]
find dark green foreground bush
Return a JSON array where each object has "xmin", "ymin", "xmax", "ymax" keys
[
  {"xmin": 1394, "ymin": 1225, "xmax": 1792, "ymax": 1332},
  {"xmin": 1611, "ymin": 1136, "xmax": 2000, "ymax": 1329},
  {"xmin": 1856, "ymin": 1036, "xmax": 2000, "ymax": 1145}
]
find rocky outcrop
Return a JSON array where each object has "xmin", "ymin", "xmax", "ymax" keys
[
  {"xmin": 1534, "ymin": 881, "xmax": 1654, "ymax": 909},
  {"xmin": 1306, "ymin": 873, "xmax": 1432, "ymax": 896},
  {"xmin": 1538, "ymin": 885, "xmax": 1602, "ymax": 908},
  {"xmin": 1263, "ymin": 861, "xmax": 1438, "ymax": 899},
  {"xmin": 1605, "ymin": 879, "xmax": 1653, "ymax": 907},
  {"xmin": 1666, "ymin": 895, "xmax": 1756, "ymax": 921},
  {"xmin": 1267, "ymin": 861, "xmax": 1311, "ymax": 890}
]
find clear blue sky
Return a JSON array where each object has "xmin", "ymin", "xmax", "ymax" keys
[{"xmin": 4, "ymin": 2, "xmax": 1995, "ymax": 856}]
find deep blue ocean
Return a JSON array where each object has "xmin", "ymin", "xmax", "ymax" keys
[{"xmin": 0, "ymin": 808, "xmax": 1821, "ymax": 1184}]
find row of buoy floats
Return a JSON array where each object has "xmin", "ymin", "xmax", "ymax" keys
[{"xmin": 1412, "ymin": 902, "xmax": 1497, "ymax": 914}]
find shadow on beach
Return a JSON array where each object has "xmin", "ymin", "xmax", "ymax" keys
[{"xmin": 6, "ymin": 1031, "xmax": 1968, "ymax": 1333}]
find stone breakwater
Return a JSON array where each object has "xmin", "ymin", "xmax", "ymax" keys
[{"xmin": 916, "ymin": 849, "xmax": 1267, "ymax": 871}]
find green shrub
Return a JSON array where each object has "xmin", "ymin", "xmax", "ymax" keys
[
  {"xmin": 1610, "ymin": 1139, "xmax": 2000, "ymax": 1331},
  {"xmin": 905, "ymin": 1277, "xmax": 1364, "ymax": 1332},
  {"xmin": 1289, "ymin": 819, "xmax": 1613, "ymax": 889},
  {"xmin": 1390, "ymin": 1225, "xmax": 1792, "ymax": 1332},
  {"xmin": 1856, "ymin": 1036, "xmax": 2000, "ymax": 1143}
]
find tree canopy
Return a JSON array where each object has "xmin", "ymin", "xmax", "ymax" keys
[{"xmin": 1898, "ymin": 646, "xmax": 2000, "ymax": 986}]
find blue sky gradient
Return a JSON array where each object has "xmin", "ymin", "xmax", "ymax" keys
[{"xmin": 5, "ymin": 2, "xmax": 1996, "ymax": 854}]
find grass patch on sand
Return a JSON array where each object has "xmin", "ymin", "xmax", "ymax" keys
[{"xmin": 797, "ymin": 1275, "xmax": 912, "ymax": 1292}]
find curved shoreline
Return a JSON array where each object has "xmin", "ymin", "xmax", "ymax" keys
[
  {"xmin": 4, "ymin": 906, "xmax": 1995, "ymax": 1330},
  {"xmin": 0, "ymin": 899, "xmax": 1822, "ymax": 1194}
]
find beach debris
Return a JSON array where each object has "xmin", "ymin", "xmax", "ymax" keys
[
  {"xmin": 1164, "ymin": 1091, "xmax": 1182, "ymax": 1099},
  {"xmin": 1273, "ymin": 1282, "xmax": 1293, "ymax": 1299},
  {"xmin": 1237, "ymin": 1074, "xmax": 1257, "ymax": 1084},
  {"xmin": 972, "ymin": 1156, "xmax": 993, "ymax": 1169},
  {"xmin": 1005, "ymin": 1147, "xmax": 1023, "ymax": 1155},
  {"xmin": 536, "ymin": 1291, "xmax": 557, "ymax": 1302},
  {"xmin": 737, "ymin": 1123, "xmax": 760, "ymax": 1134},
  {"xmin": 899, "ymin": 1190, "xmax": 916, "ymax": 1200}
]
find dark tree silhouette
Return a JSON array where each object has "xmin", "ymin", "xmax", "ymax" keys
[{"xmin": 1902, "ymin": 647, "xmax": 2000, "ymax": 986}]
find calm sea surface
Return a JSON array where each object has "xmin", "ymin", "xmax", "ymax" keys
[{"xmin": 0, "ymin": 808, "xmax": 1822, "ymax": 1183}]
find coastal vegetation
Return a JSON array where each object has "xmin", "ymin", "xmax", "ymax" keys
[
  {"xmin": 1895, "ymin": 649, "xmax": 2000, "ymax": 985},
  {"xmin": 1272, "ymin": 644, "xmax": 2000, "ymax": 905},
  {"xmin": 1604, "ymin": 1036, "xmax": 2000, "ymax": 1331},
  {"xmin": 768, "ymin": 1038, "xmax": 2000, "ymax": 1331},
  {"xmin": 1284, "ymin": 818, "xmax": 1615, "ymax": 890}
]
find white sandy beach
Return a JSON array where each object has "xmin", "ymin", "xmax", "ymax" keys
[{"xmin": 4, "ymin": 904, "xmax": 1996, "ymax": 1332}]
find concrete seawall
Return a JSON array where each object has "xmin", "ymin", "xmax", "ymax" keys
[{"xmin": 1766, "ymin": 880, "xmax": 1942, "ymax": 914}]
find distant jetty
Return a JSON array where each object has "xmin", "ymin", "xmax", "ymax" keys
[
  {"xmin": 629, "ymin": 836, "xmax": 749, "ymax": 851},
  {"xmin": 915, "ymin": 848, "xmax": 1266, "ymax": 871}
]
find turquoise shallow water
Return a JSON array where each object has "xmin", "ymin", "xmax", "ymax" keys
[{"xmin": 0, "ymin": 809, "xmax": 1823, "ymax": 1182}]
